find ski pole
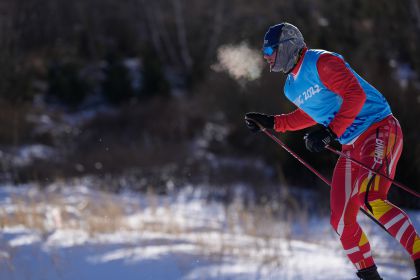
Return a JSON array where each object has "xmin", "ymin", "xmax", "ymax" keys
[
  {"xmin": 259, "ymin": 126, "xmax": 331, "ymax": 186},
  {"xmin": 245, "ymin": 117, "xmax": 389, "ymax": 232},
  {"xmin": 245, "ymin": 117, "xmax": 330, "ymax": 184},
  {"xmin": 325, "ymin": 146, "xmax": 420, "ymax": 198}
]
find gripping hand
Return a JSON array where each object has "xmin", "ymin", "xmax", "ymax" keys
[
  {"xmin": 245, "ymin": 112, "xmax": 274, "ymax": 132},
  {"xmin": 304, "ymin": 126, "xmax": 337, "ymax": 152}
]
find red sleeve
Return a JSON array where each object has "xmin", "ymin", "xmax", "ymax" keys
[
  {"xmin": 274, "ymin": 108, "xmax": 317, "ymax": 132},
  {"xmin": 317, "ymin": 54, "xmax": 366, "ymax": 137}
]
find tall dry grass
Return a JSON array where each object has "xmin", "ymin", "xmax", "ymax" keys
[
  {"xmin": 1, "ymin": 184, "xmax": 411, "ymax": 277},
  {"xmin": 0, "ymin": 184, "xmax": 309, "ymax": 267}
]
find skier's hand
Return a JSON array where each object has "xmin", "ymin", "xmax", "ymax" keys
[
  {"xmin": 245, "ymin": 112, "xmax": 274, "ymax": 132},
  {"xmin": 304, "ymin": 126, "xmax": 337, "ymax": 152}
]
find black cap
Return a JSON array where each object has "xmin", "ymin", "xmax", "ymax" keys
[{"xmin": 263, "ymin": 23, "xmax": 285, "ymax": 48}]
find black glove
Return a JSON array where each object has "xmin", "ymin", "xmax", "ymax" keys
[
  {"xmin": 304, "ymin": 126, "xmax": 337, "ymax": 152},
  {"xmin": 245, "ymin": 112, "xmax": 274, "ymax": 132}
]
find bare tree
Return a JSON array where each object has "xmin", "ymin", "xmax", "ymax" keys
[
  {"xmin": 171, "ymin": 0, "xmax": 193, "ymax": 71},
  {"xmin": 140, "ymin": 0, "xmax": 180, "ymax": 67},
  {"xmin": 203, "ymin": 0, "xmax": 225, "ymax": 65}
]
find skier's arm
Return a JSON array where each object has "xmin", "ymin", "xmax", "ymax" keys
[
  {"xmin": 274, "ymin": 108, "xmax": 317, "ymax": 132},
  {"xmin": 317, "ymin": 54, "xmax": 367, "ymax": 137}
]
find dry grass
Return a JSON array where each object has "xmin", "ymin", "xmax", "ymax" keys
[
  {"xmin": 0, "ymin": 185, "xmax": 303, "ymax": 266},
  {"xmin": 1, "ymin": 184, "xmax": 412, "ymax": 277},
  {"xmin": 1, "ymin": 187, "xmax": 125, "ymax": 235}
]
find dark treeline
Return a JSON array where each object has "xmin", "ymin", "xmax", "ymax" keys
[{"xmin": 0, "ymin": 0, "xmax": 419, "ymax": 207}]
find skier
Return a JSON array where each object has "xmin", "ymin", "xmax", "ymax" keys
[{"xmin": 245, "ymin": 22, "xmax": 420, "ymax": 280}]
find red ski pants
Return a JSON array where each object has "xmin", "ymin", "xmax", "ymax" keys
[{"xmin": 330, "ymin": 115, "xmax": 420, "ymax": 270}]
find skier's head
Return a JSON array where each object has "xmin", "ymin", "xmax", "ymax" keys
[{"xmin": 262, "ymin": 22, "xmax": 306, "ymax": 73}]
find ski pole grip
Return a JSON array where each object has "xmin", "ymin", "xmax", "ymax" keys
[{"xmin": 244, "ymin": 117, "xmax": 267, "ymax": 132}]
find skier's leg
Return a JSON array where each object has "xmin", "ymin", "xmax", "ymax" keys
[
  {"xmin": 366, "ymin": 198, "xmax": 420, "ymax": 261},
  {"xmin": 330, "ymin": 151, "xmax": 377, "ymax": 271},
  {"xmin": 356, "ymin": 116, "xmax": 420, "ymax": 263}
]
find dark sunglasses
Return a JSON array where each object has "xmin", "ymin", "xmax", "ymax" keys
[
  {"xmin": 262, "ymin": 38, "xmax": 295, "ymax": 56},
  {"xmin": 262, "ymin": 46, "xmax": 277, "ymax": 56}
]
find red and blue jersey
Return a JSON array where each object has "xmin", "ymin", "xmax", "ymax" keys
[
  {"xmin": 274, "ymin": 48, "xmax": 420, "ymax": 270},
  {"xmin": 275, "ymin": 48, "xmax": 392, "ymax": 144}
]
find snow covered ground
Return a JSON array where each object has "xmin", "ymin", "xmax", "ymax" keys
[{"xmin": 0, "ymin": 182, "xmax": 418, "ymax": 280}]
